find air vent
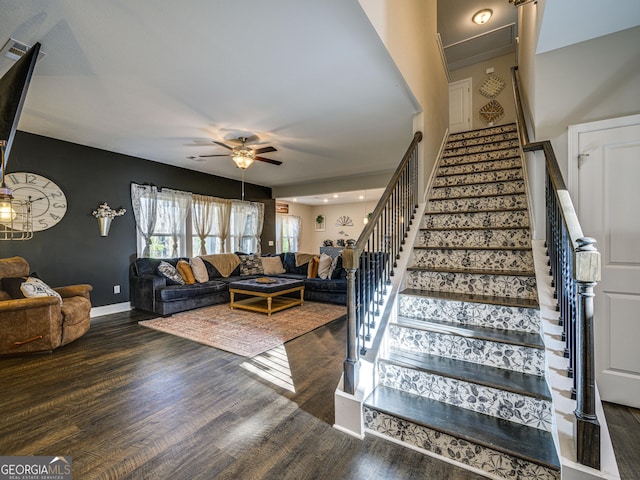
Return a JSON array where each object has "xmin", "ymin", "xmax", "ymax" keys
[{"xmin": 0, "ymin": 38, "xmax": 46, "ymax": 62}]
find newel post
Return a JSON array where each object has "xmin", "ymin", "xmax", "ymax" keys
[
  {"xmin": 342, "ymin": 239, "xmax": 360, "ymax": 395},
  {"xmin": 574, "ymin": 237, "xmax": 601, "ymax": 469}
]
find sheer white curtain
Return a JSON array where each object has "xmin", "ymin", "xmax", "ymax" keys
[
  {"xmin": 228, "ymin": 200, "xmax": 264, "ymax": 253},
  {"xmin": 193, "ymin": 194, "xmax": 215, "ymax": 255},
  {"xmin": 131, "ymin": 184, "xmax": 157, "ymax": 257},
  {"xmin": 276, "ymin": 214, "xmax": 301, "ymax": 252},
  {"xmin": 164, "ymin": 189, "xmax": 192, "ymax": 257},
  {"xmin": 216, "ymin": 198, "xmax": 232, "ymax": 253}
]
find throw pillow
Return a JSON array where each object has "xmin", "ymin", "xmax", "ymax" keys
[
  {"xmin": 190, "ymin": 257, "xmax": 208, "ymax": 283},
  {"xmin": 239, "ymin": 254, "xmax": 264, "ymax": 276},
  {"xmin": 318, "ymin": 253, "xmax": 333, "ymax": 279},
  {"xmin": 20, "ymin": 277, "xmax": 63, "ymax": 305},
  {"xmin": 307, "ymin": 256, "xmax": 320, "ymax": 278},
  {"xmin": 329, "ymin": 255, "xmax": 344, "ymax": 279},
  {"xmin": 177, "ymin": 260, "xmax": 196, "ymax": 284},
  {"xmin": 261, "ymin": 256, "xmax": 285, "ymax": 275},
  {"xmin": 1, "ymin": 276, "xmax": 28, "ymax": 299},
  {"xmin": 157, "ymin": 261, "xmax": 185, "ymax": 285}
]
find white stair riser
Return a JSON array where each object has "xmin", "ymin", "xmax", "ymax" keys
[
  {"xmin": 422, "ymin": 210, "xmax": 530, "ymax": 229},
  {"xmin": 389, "ymin": 325, "xmax": 545, "ymax": 376},
  {"xmin": 427, "ymin": 194, "xmax": 527, "ymax": 213},
  {"xmin": 406, "ymin": 270, "xmax": 538, "ymax": 300},
  {"xmin": 413, "ymin": 248, "xmax": 534, "ymax": 271},
  {"xmin": 415, "ymin": 228, "xmax": 531, "ymax": 248},
  {"xmin": 378, "ymin": 362, "xmax": 553, "ymax": 431},
  {"xmin": 398, "ymin": 294, "xmax": 541, "ymax": 333},
  {"xmin": 364, "ymin": 408, "xmax": 560, "ymax": 480},
  {"xmin": 433, "ymin": 168, "xmax": 522, "ymax": 187},
  {"xmin": 431, "ymin": 180, "xmax": 525, "ymax": 199}
]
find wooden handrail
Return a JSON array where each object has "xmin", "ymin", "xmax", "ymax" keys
[
  {"xmin": 512, "ymin": 66, "xmax": 601, "ymax": 469},
  {"xmin": 342, "ymin": 131, "xmax": 422, "ymax": 395}
]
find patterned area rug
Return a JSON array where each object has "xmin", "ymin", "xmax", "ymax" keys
[{"xmin": 139, "ymin": 302, "xmax": 346, "ymax": 357}]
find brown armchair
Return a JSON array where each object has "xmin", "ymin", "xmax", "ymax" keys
[{"xmin": 0, "ymin": 256, "xmax": 92, "ymax": 354}]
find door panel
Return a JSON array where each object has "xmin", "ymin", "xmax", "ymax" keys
[
  {"xmin": 448, "ymin": 78, "xmax": 471, "ymax": 134},
  {"xmin": 575, "ymin": 119, "xmax": 640, "ymax": 408}
]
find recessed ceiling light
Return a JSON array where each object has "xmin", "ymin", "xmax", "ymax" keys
[
  {"xmin": 359, "ymin": 195, "xmax": 364, "ymax": 200},
  {"xmin": 472, "ymin": 9, "xmax": 493, "ymax": 25},
  {"xmin": 323, "ymin": 199, "xmax": 328, "ymax": 203},
  {"xmin": 332, "ymin": 194, "xmax": 338, "ymax": 198}
]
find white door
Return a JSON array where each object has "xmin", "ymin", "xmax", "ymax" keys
[
  {"xmin": 569, "ymin": 114, "xmax": 640, "ymax": 408},
  {"xmin": 448, "ymin": 78, "xmax": 471, "ymax": 134}
]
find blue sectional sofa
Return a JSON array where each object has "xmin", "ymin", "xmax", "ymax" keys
[{"xmin": 129, "ymin": 252, "xmax": 350, "ymax": 316}]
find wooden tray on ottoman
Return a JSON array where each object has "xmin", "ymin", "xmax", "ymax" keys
[{"xmin": 229, "ymin": 278, "xmax": 304, "ymax": 316}]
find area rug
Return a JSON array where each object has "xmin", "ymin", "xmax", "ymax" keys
[{"xmin": 138, "ymin": 302, "xmax": 346, "ymax": 357}]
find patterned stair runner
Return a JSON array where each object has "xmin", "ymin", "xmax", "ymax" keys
[{"xmin": 363, "ymin": 124, "xmax": 561, "ymax": 480}]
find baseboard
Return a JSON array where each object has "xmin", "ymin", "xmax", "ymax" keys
[{"xmin": 90, "ymin": 302, "xmax": 131, "ymax": 319}]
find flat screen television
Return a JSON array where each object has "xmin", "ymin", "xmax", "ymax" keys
[{"xmin": 0, "ymin": 42, "xmax": 41, "ymax": 164}]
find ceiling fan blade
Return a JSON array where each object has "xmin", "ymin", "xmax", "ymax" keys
[
  {"xmin": 255, "ymin": 156, "xmax": 282, "ymax": 166},
  {"xmin": 197, "ymin": 154, "xmax": 231, "ymax": 158},
  {"xmin": 213, "ymin": 141, "xmax": 233, "ymax": 150},
  {"xmin": 253, "ymin": 146, "xmax": 277, "ymax": 155}
]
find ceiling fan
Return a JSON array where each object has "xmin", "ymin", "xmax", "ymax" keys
[{"xmin": 188, "ymin": 136, "xmax": 282, "ymax": 169}]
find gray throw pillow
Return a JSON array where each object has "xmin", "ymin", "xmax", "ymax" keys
[{"xmin": 157, "ymin": 260, "xmax": 185, "ymax": 285}]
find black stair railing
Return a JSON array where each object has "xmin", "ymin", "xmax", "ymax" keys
[
  {"xmin": 512, "ymin": 66, "xmax": 601, "ymax": 470},
  {"xmin": 342, "ymin": 131, "xmax": 422, "ymax": 395}
]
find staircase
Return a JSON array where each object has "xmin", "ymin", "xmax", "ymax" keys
[{"xmin": 362, "ymin": 124, "xmax": 561, "ymax": 479}]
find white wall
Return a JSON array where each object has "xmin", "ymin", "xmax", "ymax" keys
[
  {"xmin": 359, "ymin": 0, "xmax": 449, "ymax": 189},
  {"xmin": 277, "ymin": 199, "xmax": 379, "ymax": 254},
  {"xmin": 449, "ymin": 53, "xmax": 517, "ymax": 130}
]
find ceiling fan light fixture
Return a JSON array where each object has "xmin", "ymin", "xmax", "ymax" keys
[
  {"xmin": 472, "ymin": 9, "xmax": 493, "ymax": 25},
  {"xmin": 232, "ymin": 147, "xmax": 256, "ymax": 169}
]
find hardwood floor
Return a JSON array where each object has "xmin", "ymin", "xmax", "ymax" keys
[{"xmin": 0, "ymin": 309, "xmax": 637, "ymax": 479}]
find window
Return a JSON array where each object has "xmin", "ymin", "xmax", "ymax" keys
[
  {"xmin": 276, "ymin": 215, "xmax": 301, "ymax": 252},
  {"xmin": 132, "ymin": 184, "xmax": 265, "ymax": 258}
]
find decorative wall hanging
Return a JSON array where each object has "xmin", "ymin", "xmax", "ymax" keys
[
  {"xmin": 92, "ymin": 202, "xmax": 126, "ymax": 236},
  {"xmin": 314, "ymin": 214, "xmax": 325, "ymax": 232},
  {"xmin": 335, "ymin": 215, "xmax": 353, "ymax": 227},
  {"xmin": 479, "ymin": 74, "xmax": 505, "ymax": 99},
  {"xmin": 479, "ymin": 100, "xmax": 505, "ymax": 125}
]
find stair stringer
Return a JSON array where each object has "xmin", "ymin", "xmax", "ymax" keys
[{"xmin": 333, "ymin": 200, "xmax": 428, "ymax": 439}]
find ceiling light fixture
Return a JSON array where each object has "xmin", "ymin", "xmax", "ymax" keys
[
  {"xmin": 472, "ymin": 9, "xmax": 493, "ymax": 25},
  {"xmin": 231, "ymin": 146, "xmax": 255, "ymax": 170}
]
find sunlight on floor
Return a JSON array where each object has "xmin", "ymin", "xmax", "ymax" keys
[{"xmin": 240, "ymin": 345, "xmax": 296, "ymax": 392}]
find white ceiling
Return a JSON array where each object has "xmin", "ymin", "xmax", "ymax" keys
[{"xmin": 0, "ymin": 1, "xmax": 419, "ymax": 198}]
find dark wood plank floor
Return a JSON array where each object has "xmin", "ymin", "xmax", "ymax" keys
[{"xmin": 0, "ymin": 309, "xmax": 637, "ymax": 479}]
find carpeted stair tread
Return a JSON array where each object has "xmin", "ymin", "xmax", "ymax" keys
[
  {"xmin": 425, "ymin": 206, "xmax": 528, "ymax": 215},
  {"xmin": 365, "ymin": 385, "xmax": 560, "ymax": 471},
  {"xmin": 433, "ymin": 172, "xmax": 523, "ymax": 188},
  {"xmin": 392, "ymin": 315, "xmax": 545, "ymax": 350},
  {"xmin": 399, "ymin": 288, "xmax": 540, "ymax": 309},
  {"xmin": 448, "ymin": 124, "xmax": 517, "ymax": 140},
  {"xmin": 440, "ymin": 154, "xmax": 521, "ymax": 168},
  {"xmin": 407, "ymin": 265, "xmax": 535, "ymax": 276},
  {"xmin": 443, "ymin": 142, "xmax": 520, "ymax": 158},
  {"xmin": 429, "ymin": 188, "xmax": 525, "ymax": 202},
  {"xmin": 383, "ymin": 348, "xmax": 552, "ymax": 400}
]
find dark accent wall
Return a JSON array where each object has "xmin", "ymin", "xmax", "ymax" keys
[{"xmin": 0, "ymin": 131, "xmax": 276, "ymax": 307}]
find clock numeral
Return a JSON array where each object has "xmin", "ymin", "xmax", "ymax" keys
[
  {"xmin": 49, "ymin": 213, "xmax": 61, "ymax": 221},
  {"xmin": 7, "ymin": 173, "xmax": 19, "ymax": 184},
  {"xmin": 50, "ymin": 190, "xmax": 64, "ymax": 198},
  {"xmin": 25, "ymin": 173, "xmax": 37, "ymax": 184},
  {"xmin": 53, "ymin": 202, "xmax": 67, "ymax": 209},
  {"xmin": 38, "ymin": 219, "xmax": 50, "ymax": 228}
]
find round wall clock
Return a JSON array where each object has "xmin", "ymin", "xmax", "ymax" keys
[{"xmin": 4, "ymin": 172, "xmax": 67, "ymax": 231}]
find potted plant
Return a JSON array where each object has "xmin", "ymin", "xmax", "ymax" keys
[{"xmin": 315, "ymin": 215, "xmax": 324, "ymax": 225}]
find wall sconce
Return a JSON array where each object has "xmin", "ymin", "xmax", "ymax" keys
[{"xmin": 91, "ymin": 202, "xmax": 126, "ymax": 236}]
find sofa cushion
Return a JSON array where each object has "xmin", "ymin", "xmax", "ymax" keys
[
  {"xmin": 157, "ymin": 261, "xmax": 185, "ymax": 285},
  {"xmin": 177, "ymin": 260, "xmax": 196, "ymax": 284},
  {"xmin": 282, "ymin": 252, "xmax": 309, "ymax": 275},
  {"xmin": 318, "ymin": 253, "xmax": 333, "ymax": 279},
  {"xmin": 304, "ymin": 277, "xmax": 347, "ymax": 292},
  {"xmin": 261, "ymin": 256, "xmax": 286, "ymax": 275},
  {"xmin": 307, "ymin": 256, "xmax": 319, "ymax": 278},
  {"xmin": 190, "ymin": 257, "xmax": 209, "ymax": 283},
  {"xmin": 330, "ymin": 255, "xmax": 345, "ymax": 279},
  {"xmin": 239, "ymin": 254, "xmax": 264, "ymax": 276},
  {"xmin": 1, "ymin": 276, "xmax": 27, "ymax": 299},
  {"xmin": 155, "ymin": 280, "xmax": 227, "ymax": 302}
]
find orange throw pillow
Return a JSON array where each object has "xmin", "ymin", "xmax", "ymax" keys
[
  {"xmin": 177, "ymin": 260, "xmax": 196, "ymax": 284},
  {"xmin": 307, "ymin": 256, "xmax": 320, "ymax": 278}
]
